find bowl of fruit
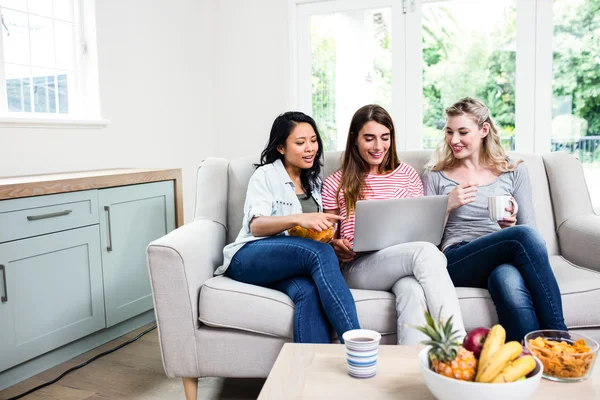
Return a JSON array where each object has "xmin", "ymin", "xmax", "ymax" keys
[
  {"xmin": 287, "ymin": 224, "xmax": 336, "ymax": 243},
  {"xmin": 416, "ymin": 312, "xmax": 543, "ymax": 400},
  {"xmin": 524, "ymin": 330, "xmax": 598, "ymax": 382}
]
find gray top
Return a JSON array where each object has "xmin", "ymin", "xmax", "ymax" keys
[
  {"xmin": 297, "ymin": 193, "xmax": 319, "ymax": 214},
  {"xmin": 422, "ymin": 161, "xmax": 536, "ymax": 251}
]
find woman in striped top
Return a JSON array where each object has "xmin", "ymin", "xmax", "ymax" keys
[{"xmin": 322, "ymin": 104, "xmax": 465, "ymax": 345}]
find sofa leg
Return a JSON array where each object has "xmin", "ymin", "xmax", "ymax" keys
[{"xmin": 182, "ymin": 377, "xmax": 198, "ymax": 400}]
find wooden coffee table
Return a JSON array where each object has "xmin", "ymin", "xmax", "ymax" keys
[{"xmin": 258, "ymin": 344, "xmax": 599, "ymax": 399}]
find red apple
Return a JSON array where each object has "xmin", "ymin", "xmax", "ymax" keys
[{"xmin": 462, "ymin": 327, "xmax": 491, "ymax": 358}]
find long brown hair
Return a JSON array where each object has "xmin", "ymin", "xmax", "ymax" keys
[
  {"xmin": 427, "ymin": 97, "xmax": 521, "ymax": 172},
  {"xmin": 336, "ymin": 104, "xmax": 400, "ymax": 214}
]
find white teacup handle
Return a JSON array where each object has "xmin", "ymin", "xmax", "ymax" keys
[{"xmin": 508, "ymin": 196, "xmax": 518, "ymax": 217}]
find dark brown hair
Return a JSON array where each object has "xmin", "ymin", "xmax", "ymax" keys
[{"xmin": 337, "ymin": 104, "xmax": 400, "ymax": 214}]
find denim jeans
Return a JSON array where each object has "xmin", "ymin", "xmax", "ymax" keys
[
  {"xmin": 443, "ymin": 225, "xmax": 567, "ymax": 342},
  {"xmin": 227, "ymin": 236, "xmax": 360, "ymax": 343}
]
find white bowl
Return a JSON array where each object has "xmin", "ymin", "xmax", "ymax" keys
[{"xmin": 418, "ymin": 347, "xmax": 543, "ymax": 400}]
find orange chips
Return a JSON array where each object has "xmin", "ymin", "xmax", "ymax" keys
[
  {"xmin": 287, "ymin": 226, "xmax": 335, "ymax": 243},
  {"xmin": 527, "ymin": 337, "xmax": 594, "ymax": 378}
]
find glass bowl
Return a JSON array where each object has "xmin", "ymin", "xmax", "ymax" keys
[
  {"xmin": 287, "ymin": 223, "xmax": 337, "ymax": 243},
  {"xmin": 524, "ymin": 330, "xmax": 598, "ymax": 382}
]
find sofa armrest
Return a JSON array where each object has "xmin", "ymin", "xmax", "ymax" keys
[
  {"xmin": 557, "ymin": 214, "xmax": 600, "ymax": 273},
  {"xmin": 147, "ymin": 218, "xmax": 226, "ymax": 377}
]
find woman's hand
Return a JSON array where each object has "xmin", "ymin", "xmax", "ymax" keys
[
  {"xmin": 447, "ymin": 182, "xmax": 479, "ymax": 213},
  {"xmin": 295, "ymin": 212, "xmax": 343, "ymax": 231},
  {"xmin": 332, "ymin": 238, "xmax": 356, "ymax": 263},
  {"xmin": 498, "ymin": 196, "xmax": 519, "ymax": 229}
]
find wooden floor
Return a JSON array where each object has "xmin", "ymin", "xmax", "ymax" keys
[{"xmin": 0, "ymin": 324, "xmax": 265, "ymax": 400}]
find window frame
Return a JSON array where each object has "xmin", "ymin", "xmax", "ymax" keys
[{"xmin": 0, "ymin": 0, "xmax": 108, "ymax": 128}]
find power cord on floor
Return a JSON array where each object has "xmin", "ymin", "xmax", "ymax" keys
[{"xmin": 6, "ymin": 325, "xmax": 157, "ymax": 400}]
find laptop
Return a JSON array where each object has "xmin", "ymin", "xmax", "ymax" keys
[{"xmin": 352, "ymin": 195, "xmax": 449, "ymax": 252}]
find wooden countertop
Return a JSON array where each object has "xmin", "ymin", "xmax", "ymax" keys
[{"xmin": 0, "ymin": 168, "xmax": 184, "ymax": 227}]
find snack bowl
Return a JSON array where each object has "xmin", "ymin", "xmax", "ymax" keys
[
  {"xmin": 524, "ymin": 330, "xmax": 598, "ymax": 382},
  {"xmin": 418, "ymin": 347, "xmax": 543, "ymax": 400},
  {"xmin": 287, "ymin": 223, "xmax": 337, "ymax": 243}
]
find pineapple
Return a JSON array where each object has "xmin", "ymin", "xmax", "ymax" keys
[{"xmin": 414, "ymin": 309, "xmax": 477, "ymax": 381}]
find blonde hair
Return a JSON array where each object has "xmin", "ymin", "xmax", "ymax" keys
[{"xmin": 426, "ymin": 97, "xmax": 521, "ymax": 172}]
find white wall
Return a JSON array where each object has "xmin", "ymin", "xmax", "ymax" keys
[
  {"xmin": 212, "ymin": 0, "xmax": 291, "ymax": 160},
  {"xmin": 0, "ymin": 0, "xmax": 215, "ymax": 222}
]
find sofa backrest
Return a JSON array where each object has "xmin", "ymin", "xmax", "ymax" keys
[{"xmin": 221, "ymin": 151, "xmax": 559, "ymax": 255}]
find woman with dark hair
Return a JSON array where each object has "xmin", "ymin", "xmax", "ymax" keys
[
  {"xmin": 322, "ymin": 105, "xmax": 465, "ymax": 345},
  {"xmin": 216, "ymin": 111, "xmax": 360, "ymax": 343}
]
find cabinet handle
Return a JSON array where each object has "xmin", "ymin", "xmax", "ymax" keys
[
  {"xmin": 26, "ymin": 210, "xmax": 72, "ymax": 221},
  {"xmin": 104, "ymin": 206, "xmax": 113, "ymax": 252},
  {"xmin": 0, "ymin": 265, "xmax": 7, "ymax": 303}
]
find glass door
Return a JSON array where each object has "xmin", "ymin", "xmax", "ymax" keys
[
  {"xmin": 297, "ymin": 0, "xmax": 405, "ymax": 151},
  {"xmin": 417, "ymin": 0, "xmax": 519, "ymax": 151},
  {"xmin": 551, "ymin": 0, "xmax": 600, "ymax": 208}
]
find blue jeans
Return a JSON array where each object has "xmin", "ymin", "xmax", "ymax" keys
[
  {"xmin": 443, "ymin": 225, "xmax": 567, "ymax": 342},
  {"xmin": 227, "ymin": 236, "xmax": 360, "ymax": 343}
]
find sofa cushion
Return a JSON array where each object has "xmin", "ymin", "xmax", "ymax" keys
[
  {"xmin": 551, "ymin": 255, "xmax": 600, "ymax": 329},
  {"xmin": 199, "ymin": 276, "xmax": 396, "ymax": 339}
]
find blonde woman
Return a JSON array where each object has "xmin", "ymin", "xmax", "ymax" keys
[
  {"xmin": 422, "ymin": 97, "xmax": 567, "ymax": 342},
  {"xmin": 322, "ymin": 104, "xmax": 465, "ymax": 345}
]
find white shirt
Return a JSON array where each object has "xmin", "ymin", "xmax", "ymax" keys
[{"xmin": 215, "ymin": 158, "xmax": 323, "ymax": 275}]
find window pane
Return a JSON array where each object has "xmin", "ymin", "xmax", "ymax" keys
[
  {"xmin": 53, "ymin": 0, "xmax": 74, "ymax": 21},
  {"xmin": 0, "ymin": 0, "xmax": 27, "ymax": 12},
  {"xmin": 57, "ymin": 71, "xmax": 70, "ymax": 113},
  {"xmin": 422, "ymin": 0, "xmax": 517, "ymax": 151},
  {"xmin": 311, "ymin": 8, "xmax": 392, "ymax": 151},
  {"xmin": 30, "ymin": 15, "xmax": 55, "ymax": 68},
  {"xmin": 5, "ymin": 63, "xmax": 31, "ymax": 112},
  {"xmin": 55, "ymin": 20, "xmax": 75, "ymax": 70},
  {"xmin": 28, "ymin": 0, "xmax": 53, "ymax": 17},
  {"xmin": 552, "ymin": 0, "xmax": 600, "ymax": 208},
  {"xmin": 32, "ymin": 68, "xmax": 57, "ymax": 113},
  {"xmin": 2, "ymin": 9, "xmax": 30, "ymax": 65}
]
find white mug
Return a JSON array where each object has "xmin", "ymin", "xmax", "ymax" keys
[{"xmin": 488, "ymin": 195, "xmax": 517, "ymax": 221}]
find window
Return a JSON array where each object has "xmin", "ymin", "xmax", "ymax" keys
[
  {"xmin": 299, "ymin": 2, "xmax": 395, "ymax": 151},
  {"xmin": 551, "ymin": 0, "xmax": 600, "ymax": 208},
  {"xmin": 0, "ymin": 0, "xmax": 103, "ymax": 124},
  {"xmin": 421, "ymin": 0, "xmax": 517, "ymax": 151},
  {"xmin": 295, "ymin": 0, "xmax": 600, "ymax": 206}
]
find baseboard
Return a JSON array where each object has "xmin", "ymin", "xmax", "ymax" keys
[{"xmin": 0, "ymin": 310, "xmax": 156, "ymax": 391}]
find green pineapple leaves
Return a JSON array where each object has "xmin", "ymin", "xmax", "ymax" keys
[{"xmin": 409, "ymin": 307, "xmax": 462, "ymax": 363}]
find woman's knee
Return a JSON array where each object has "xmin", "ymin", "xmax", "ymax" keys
[
  {"xmin": 508, "ymin": 225, "xmax": 546, "ymax": 250},
  {"xmin": 414, "ymin": 242, "xmax": 447, "ymax": 270},
  {"xmin": 310, "ymin": 241, "xmax": 340, "ymax": 266}
]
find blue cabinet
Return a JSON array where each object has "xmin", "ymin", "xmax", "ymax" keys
[
  {"xmin": 0, "ymin": 226, "xmax": 105, "ymax": 372},
  {"xmin": 99, "ymin": 181, "xmax": 175, "ymax": 327},
  {"xmin": 0, "ymin": 178, "xmax": 177, "ymax": 374}
]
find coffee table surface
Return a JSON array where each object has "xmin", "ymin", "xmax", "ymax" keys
[{"xmin": 258, "ymin": 343, "xmax": 599, "ymax": 399}]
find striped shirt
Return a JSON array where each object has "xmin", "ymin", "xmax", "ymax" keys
[{"xmin": 322, "ymin": 163, "xmax": 424, "ymax": 246}]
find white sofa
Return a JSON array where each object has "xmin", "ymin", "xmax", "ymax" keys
[{"xmin": 147, "ymin": 150, "xmax": 600, "ymax": 381}]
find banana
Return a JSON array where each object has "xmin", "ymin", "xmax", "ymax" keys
[
  {"xmin": 475, "ymin": 324, "xmax": 506, "ymax": 381},
  {"xmin": 476, "ymin": 341, "xmax": 523, "ymax": 383},
  {"xmin": 490, "ymin": 355, "xmax": 537, "ymax": 383}
]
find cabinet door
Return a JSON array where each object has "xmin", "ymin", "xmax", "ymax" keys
[
  {"xmin": 99, "ymin": 181, "xmax": 175, "ymax": 327},
  {"xmin": 0, "ymin": 225, "xmax": 105, "ymax": 372}
]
